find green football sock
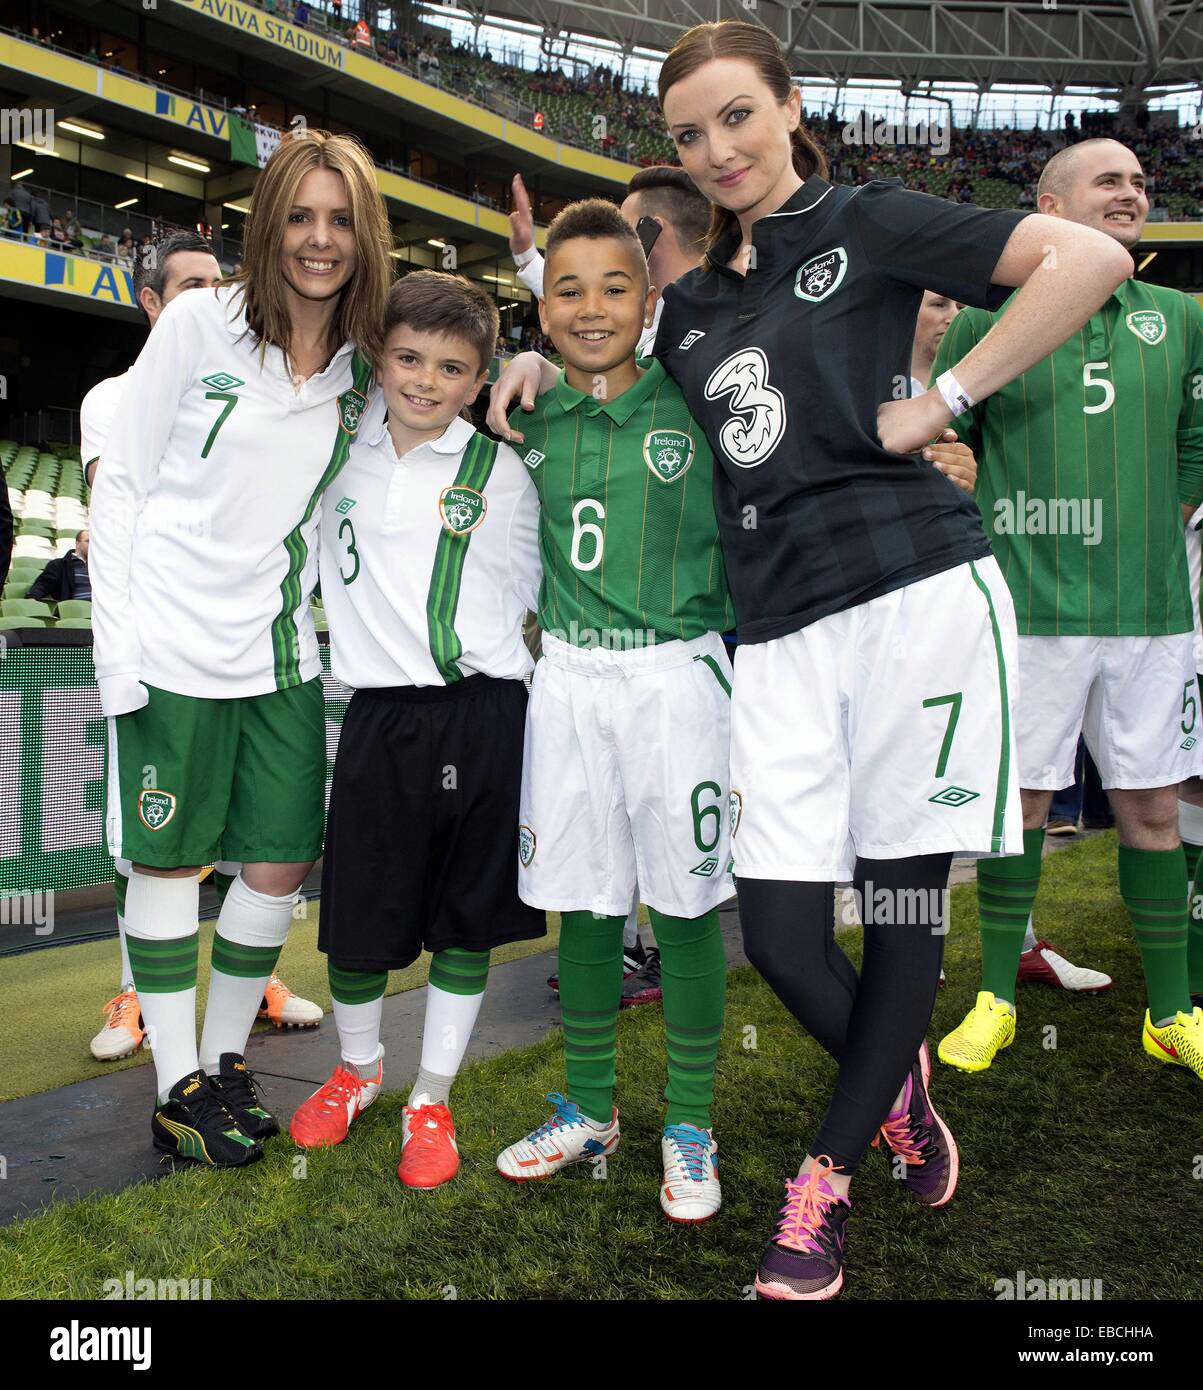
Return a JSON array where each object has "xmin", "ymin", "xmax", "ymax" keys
[
  {"xmin": 649, "ymin": 907, "xmax": 726, "ymax": 1129},
  {"xmin": 328, "ymin": 962, "xmax": 389, "ymax": 1005},
  {"xmin": 1181, "ymin": 838, "xmax": 1203, "ymax": 996},
  {"xmin": 1118, "ymin": 845, "xmax": 1191, "ymax": 1023},
  {"xmin": 976, "ymin": 827, "xmax": 1045, "ymax": 1007},
  {"xmin": 127, "ymin": 931, "xmax": 200, "ymax": 995},
  {"xmin": 428, "ymin": 946, "xmax": 490, "ymax": 996},
  {"xmin": 213, "ymin": 869, "xmax": 236, "ymax": 909},
  {"xmin": 558, "ymin": 911, "xmax": 625, "ymax": 1125}
]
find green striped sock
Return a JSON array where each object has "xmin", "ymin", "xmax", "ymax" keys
[
  {"xmin": 127, "ymin": 931, "xmax": 200, "ymax": 994},
  {"xmin": 1182, "ymin": 838, "xmax": 1203, "ymax": 996},
  {"xmin": 428, "ymin": 946, "xmax": 490, "ymax": 996},
  {"xmin": 210, "ymin": 933, "xmax": 282, "ymax": 980},
  {"xmin": 559, "ymin": 911, "xmax": 624, "ymax": 1125},
  {"xmin": 649, "ymin": 907, "xmax": 725, "ymax": 1129},
  {"xmin": 213, "ymin": 870, "xmax": 236, "ymax": 910},
  {"xmin": 976, "ymin": 826, "xmax": 1045, "ymax": 1007},
  {"xmin": 1118, "ymin": 845, "xmax": 1191, "ymax": 1023},
  {"xmin": 328, "ymin": 962, "xmax": 389, "ymax": 1005}
]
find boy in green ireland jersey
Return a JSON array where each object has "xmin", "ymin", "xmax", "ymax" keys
[{"xmin": 494, "ymin": 201, "xmax": 733, "ymax": 1222}]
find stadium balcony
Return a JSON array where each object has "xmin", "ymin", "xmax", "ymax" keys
[{"xmin": 0, "ymin": 180, "xmax": 243, "ymax": 275}]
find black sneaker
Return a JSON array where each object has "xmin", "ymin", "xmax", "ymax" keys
[
  {"xmin": 549, "ymin": 937, "xmax": 648, "ymax": 994},
  {"xmin": 152, "ymin": 1071, "xmax": 263, "ymax": 1167},
  {"xmin": 620, "ymin": 947, "xmax": 662, "ymax": 1008},
  {"xmin": 207, "ymin": 1053, "xmax": 280, "ymax": 1140}
]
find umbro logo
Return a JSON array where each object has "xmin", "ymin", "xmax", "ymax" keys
[
  {"xmin": 523, "ymin": 449, "xmax": 545, "ymax": 470},
  {"xmin": 678, "ymin": 331, "xmax": 706, "ymax": 350}
]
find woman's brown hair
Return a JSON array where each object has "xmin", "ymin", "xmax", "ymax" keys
[
  {"xmin": 658, "ymin": 21, "xmax": 829, "ymax": 262},
  {"xmin": 230, "ymin": 129, "xmax": 394, "ymax": 367}
]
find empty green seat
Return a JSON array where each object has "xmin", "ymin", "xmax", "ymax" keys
[
  {"xmin": 0, "ymin": 615, "xmax": 47, "ymax": 629},
  {"xmin": 56, "ymin": 600, "xmax": 92, "ymax": 619},
  {"xmin": 54, "ymin": 618, "xmax": 93, "ymax": 629},
  {"xmin": 1, "ymin": 598, "xmax": 54, "ymax": 619}
]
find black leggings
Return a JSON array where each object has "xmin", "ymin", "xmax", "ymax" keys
[{"xmin": 738, "ymin": 853, "xmax": 950, "ymax": 1173}]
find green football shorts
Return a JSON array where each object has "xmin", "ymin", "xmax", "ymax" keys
[{"xmin": 105, "ymin": 678, "xmax": 326, "ymax": 869}]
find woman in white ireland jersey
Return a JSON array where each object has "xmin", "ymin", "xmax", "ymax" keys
[{"xmin": 89, "ymin": 130, "xmax": 393, "ymax": 1169}]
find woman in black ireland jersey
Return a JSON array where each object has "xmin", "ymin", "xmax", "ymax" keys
[{"xmin": 651, "ymin": 21, "xmax": 1131, "ymax": 1300}]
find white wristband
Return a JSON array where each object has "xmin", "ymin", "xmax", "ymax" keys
[
  {"xmin": 512, "ymin": 244, "xmax": 538, "ymax": 269},
  {"xmin": 936, "ymin": 369, "xmax": 975, "ymax": 417}
]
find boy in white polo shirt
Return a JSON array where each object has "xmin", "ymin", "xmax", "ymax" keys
[{"xmin": 290, "ymin": 271, "xmax": 546, "ymax": 1187}]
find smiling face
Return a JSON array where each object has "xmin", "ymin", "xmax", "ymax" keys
[
  {"xmin": 279, "ymin": 165, "xmax": 358, "ymax": 304},
  {"xmin": 539, "ymin": 234, "xmax": 655, "ymax": 380},
  {"xmin": 378, "ymin": 322, "xmax": 487, "ymax": 446},
  {"xmin": 662, "ymin": 57, "xmax": 801, "ymax": 227},
  {"xmin": 1040, "ymin": 139, "xmax": 1148, "ymax": 248}
]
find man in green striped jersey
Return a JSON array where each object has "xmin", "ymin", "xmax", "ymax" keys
[
  {"xmin": 493, "ymin": 200, "xmax": 733, "ymax": 1224},
  {"xmin": 933, "ymin": 138, "xmax": 1203, "ymax": 1079}
]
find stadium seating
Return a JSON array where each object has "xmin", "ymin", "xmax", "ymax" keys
[
  {"xmin": 56, "ymin": 601, "xmax": 92, "ymax": 621},
  {"xmin": 0, "ymin": 616, "xmax": 47, "ymax": 629},
  {"xmin": 1, "ymin": 599, "xmax": 55, "ymax": 620}
]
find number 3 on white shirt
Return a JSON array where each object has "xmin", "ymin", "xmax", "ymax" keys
[
  {"xmin": 1083, "ymin": 361, "xmax": 1114, "ymax": 415},
  {"xmin": 571, "ymin": 498, "xmax": 605, "ymax": 571}
]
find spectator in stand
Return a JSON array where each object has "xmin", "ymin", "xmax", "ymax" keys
[
  {"xmin": 30, "ymin": 191, "xmax": 51, "ymax": 237},
  {"xmin": 294, "ymin": 0, "xmax": 309, "ymax": 28},
  {"xmin": 2, "ymin": 199, "xmax": 22, "ymax": 237},
  {"xmin": 48, "ymin": 216, "xmax": 70, "ymax": 248},
  {"xmin": 331, "ymin": 0, "xmax": 341, "ymax": 18},
  {"xmin": 63, "ymin": 209, "xmax": 83, "ymax": 246},
  {"xmin": 96, "ymin": 232, "xmax": 115, "ymax": 260},
  {"xmin": 26, "ymin": 531, "xmax": 91, "ymax": 602}
]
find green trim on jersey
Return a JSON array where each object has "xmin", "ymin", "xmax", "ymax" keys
[
  {"xmin": 427, "ymin": 432, "xmax": 501, "ymax": 682},
  {"xmin": 968, "ymin": 559, "xmax": 1012, "ymax": 854},
  {"xmin": 934, "ymin": 281, "xmax": 1203, "ymax": 636},
  {"xmin": 271, "ymin": 350, "xmax": 375, "ymax": 688},
  {"xmin": 519, "ymin": 358, "xmax": 732, "ymax": 648}
]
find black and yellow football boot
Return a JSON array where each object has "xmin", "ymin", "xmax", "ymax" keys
[{"xmin": 152, "ymin": 1071, "xmax": 263, "ymax": 1167}]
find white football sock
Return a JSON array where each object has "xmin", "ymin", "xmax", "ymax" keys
[
  {"xmin": 333, "ymin": 994, "xmax": 385, "ymax": 1070},
  {"xmin": 198, "ymin": 874, "xmax": 294, "ymax": 1073},
  {"xmin": 124, "ymin": 871, "xmax": 201, "ymax": 1103},
  {"xmin": 623, "ymin": 896, "xmax": 639, "ymax": 951},
  {"xmin": 1022, "ymin": 915, "xmax": 1037, "ymax": 952},
  {"xmin": 412, "ymin": 982, "xmax": 485, "ymax": 1103}
]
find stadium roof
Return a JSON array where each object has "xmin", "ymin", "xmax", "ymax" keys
[{"xmin": 468, "ymin": 0, "xmax": 1203, "ymax": 95}]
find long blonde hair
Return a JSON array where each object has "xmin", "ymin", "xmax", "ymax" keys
[
  {"xmin": 659, "ymin": 21, "xmax": 829, "ymax": 264},
  {"xmin": 231, "ymin": 129, "xmax": 393, "ymax": 365}
]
